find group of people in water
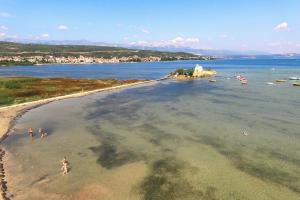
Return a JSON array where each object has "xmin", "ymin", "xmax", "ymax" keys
[
  {"xmin": 27, "ymin": 127, "xmax": 70, "ymax": 175},
  {"xmin": 27, "ymin": 127, "xmax": 47, "ymax": 138}
]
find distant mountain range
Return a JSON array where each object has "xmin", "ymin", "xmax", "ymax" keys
[
  {"xmin": 121, "ymin": 46, "xmax": 269, "ymax": 57},
  {"xmin": 2, "ymin": 38, "xmax": 300, "ymax": 58}
]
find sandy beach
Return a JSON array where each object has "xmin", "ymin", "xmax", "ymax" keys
[{"xmin": 0, "ymin": 79, "xmax": 156, "ymax": 200}]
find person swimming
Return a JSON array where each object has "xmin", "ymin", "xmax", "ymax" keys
[
  {"xmin": 28, "ymin": 127, "xmax": 33, "ymax": 137},
  {"xmin": 61, "ymin": 156, "xmax": 69, "ymax": 175}
]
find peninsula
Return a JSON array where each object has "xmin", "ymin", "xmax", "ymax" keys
[{"xmin": 0, "ymin": 42, "xmax": 213, "ymax": 66}]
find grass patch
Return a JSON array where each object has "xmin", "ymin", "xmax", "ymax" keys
[{"xmin": 0, "ymin": 77, "xmax": 141, "ymax": 106}]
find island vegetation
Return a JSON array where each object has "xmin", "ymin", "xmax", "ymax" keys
[
  {"xmin": 0, "ymin": 41, "xmax": 213, "ymax": 66},
  {"xmin": 168, "ymin": 65, "xmax": 217, "ymax": 79},
  {"xmin": 0, "ymin": 77, "xmax": 141, "ymax": 106}
]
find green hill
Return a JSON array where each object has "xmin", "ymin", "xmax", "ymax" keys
[{"xmin": 0, "ymin": 41, "xmax": 206, "ymax": 60}]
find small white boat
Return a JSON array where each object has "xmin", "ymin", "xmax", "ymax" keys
[
  {"xmin": 267, "ymin": 82, "xmax": 274, "ymax": 85},
  {"xmin": 289, "ymin": 77, "xmax": 300, "ymax": 80},
  {"xmin": 293, "ymin": 83, "xmax": 300, "ymax": 87},
  {"xmin": 276, "ymin": 79, "xmax": 287, "ymax": 83}
]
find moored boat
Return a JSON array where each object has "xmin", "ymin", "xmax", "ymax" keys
[
  {"xmin": 276, "ymin": 79, "xmax": 287, "ymax": 83},
  {"xmin": 209, "ymin": 79, "xmax": 217, "ymax": 83},
  {"xmin": 289, "ymin": 77, "xmax": 300, "ymax": 80},
  {"xmin": 293, "ymin": 83, "xmax": 300, "ymax": 87},
  {"xmin": 241, "ymin": 80, "xmax": 248, "ymax": 84}
]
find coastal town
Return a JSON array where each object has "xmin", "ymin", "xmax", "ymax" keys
[
  {"xmin": 0, "ymin": 55, "xmax": 164, "ymax": 66},
  {"xmin": 0, "ymin": 54, "xmax": 213, "ymax": 66},
  {"xmin": 0, "ymin": 42, "xmax": 212, "ymax": 66}
]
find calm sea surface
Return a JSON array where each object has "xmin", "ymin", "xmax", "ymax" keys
[
  {"xmin": 1, "ymin": 59, "xmax": 300, "ymax": 79},
  {"xmin": 2, "ymin": 59, "xmax": 300, "ymax": 200}
]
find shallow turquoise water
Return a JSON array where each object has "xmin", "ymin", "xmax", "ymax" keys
[{"xmin": 2, "ymin": 61, "xmax": 300, "ymax": 200}]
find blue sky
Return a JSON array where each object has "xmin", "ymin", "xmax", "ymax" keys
[{"xmin": 1, "ymin": 0, "xmax": 300, "ymax": 53}]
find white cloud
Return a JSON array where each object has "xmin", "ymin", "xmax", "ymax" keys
[
  {"xmin": 41, "ymin": 33, "xmax": 49, "ymax": 38},
  {"xmin": 128, "ymin": 36, "xmax": 201, "ymax": 48},
  {"xmin": 34, "ymin": 33, "xmax": 50, "ymax": 39},
  {"xmin": 0, "ymin": 25, "xmax": 8, "ymax": 30},
  {"xmin": 141, "ymin": 28, "xmax": 150, "ymax": 34},
  {"xmin": 58, "ymin": 25, "xmax": 69, "ymax": 31},
  {"xmin": 0, "ymin": 32, "xmax": 6, "ymax": 37},
  {"xmin": 274, "ymin": 22, "xmax": 288, "ymax": 31},
  {"xmin": 268, "ymin": 42, "xmax": 281, "ymax": 47},
  {"xmin": 186, "ymin": 38, "xmax": 200, "ymax": 43},
  {"xmin": 0, "ymin": 12, "xmax": 11, "ymax": 17}
]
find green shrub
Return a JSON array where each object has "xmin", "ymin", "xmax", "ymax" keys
[
  {"xmin": 174, "ymin": 68, "xmax": 194, "ymax": 76},
  {"xmin": 175, "ymin": 68, "xmax": 185, "ymax": 75},
  {"xmin": 4, "ymin": 81, "xmax": 22, "ymax": 89},
  {"xmin": 0, "ymin": 93, "xmax": 13, "ymax": 105}
]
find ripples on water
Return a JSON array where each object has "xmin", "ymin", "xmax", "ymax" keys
[{"xmin": 2, "ymin": 60, "xmax": 300, "ymax": 200}]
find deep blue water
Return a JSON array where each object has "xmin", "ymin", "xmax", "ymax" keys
[{"xmin": 0, "ymin": 59, "xmax": 299, "ymax": 80}]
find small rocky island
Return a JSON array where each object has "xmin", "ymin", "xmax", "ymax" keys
[{"xmin": 168, "ymin": 64, "xmax": 217, "ymax": 80}]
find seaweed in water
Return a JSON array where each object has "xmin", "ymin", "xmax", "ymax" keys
[
  {"xmin": 140, "ymin": 157, "xmax": 218, "ymax": 200},
  {"xmin": 87, "ymin": 125, "xmax": 139, "ymax": 169},
  {"xmin": 197, "ymin": 135, "xmax": 300, "ymax": 194},
  {"xmin": 89, "ymin": 143, "xmax": 138, "ymax": 169},
  {"xmin": 136, "ymin": 123, "xmax": 179, "ymax": 146}
]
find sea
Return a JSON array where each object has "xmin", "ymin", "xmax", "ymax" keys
[{"xmin": 1, "ymin": 59, "xmax": 300, "ymax": 200}]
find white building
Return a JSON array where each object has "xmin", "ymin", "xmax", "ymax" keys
[{"xmin": 193, "ymin": 64, "xmax": 204, "ymax": 77}]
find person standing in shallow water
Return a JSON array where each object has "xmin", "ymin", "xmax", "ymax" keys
[
  {"xmin": 61, "ymin": 156, "xmax": 69, "ymax": 175},
  {"xmin": 38, "ymin": 128, "xmax": 47, "ymax": 138},
  {"xmin": 38, "ymin": 128, "xmax": 42, "ymax": 137},
  {"xmin": 28, "ymin": 127, "xmax": 33, "ymax": 137}
]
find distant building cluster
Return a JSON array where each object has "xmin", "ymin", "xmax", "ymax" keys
[{"xmin": 0, "ymin": 55, "xmax": 163, "ymax": 65}]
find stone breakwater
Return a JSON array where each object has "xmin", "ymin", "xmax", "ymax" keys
[{"xmin": 0, "ymin": 149, "xmax": 9, "ymax": 200}]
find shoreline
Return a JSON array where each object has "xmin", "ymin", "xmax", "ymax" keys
[
  {"xmin": 0, "ymin": 79, "xmax": 158, "ymax": 200},
  {"xmin": 0, "ymin": 79, "xmax": 157, "ymax": 138},
  {"xmin": 0, "ymin": 58, "xmax": 213, "ymax": 68}
]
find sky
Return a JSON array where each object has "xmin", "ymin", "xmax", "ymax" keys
[{"xmin": 1, "ymin": 0, "xmax": 300, "ymax": 53}]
